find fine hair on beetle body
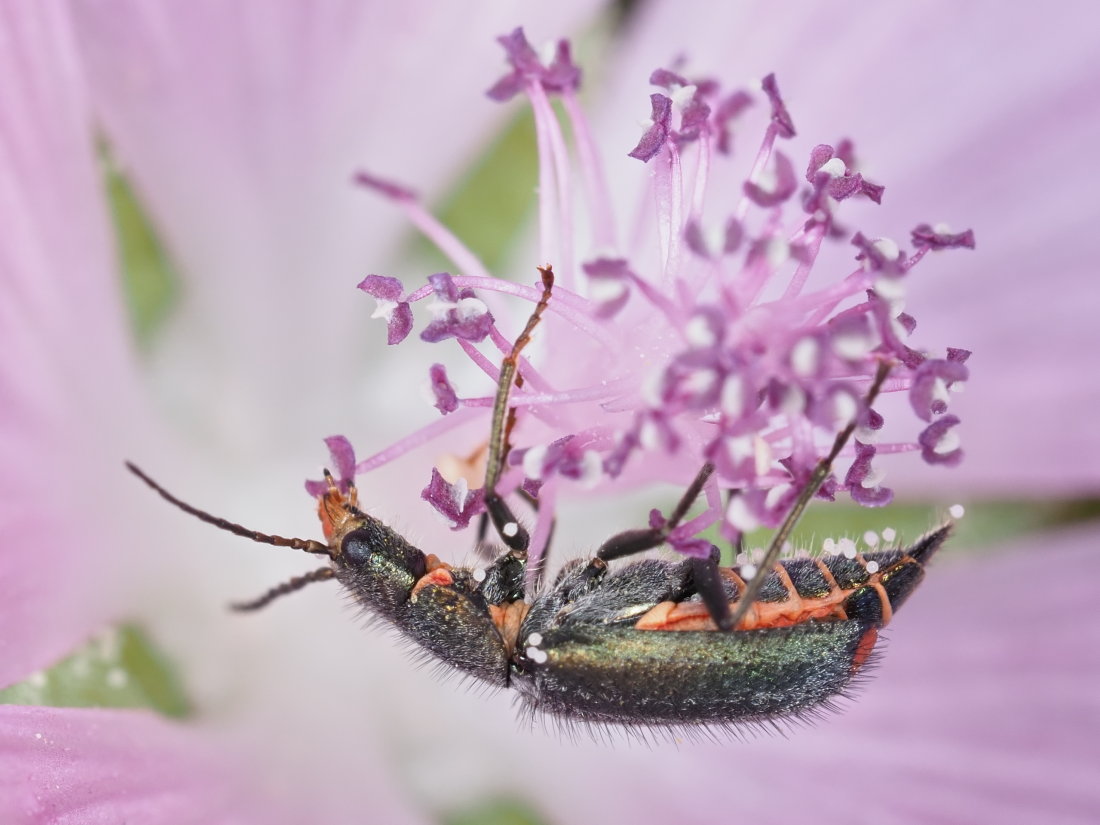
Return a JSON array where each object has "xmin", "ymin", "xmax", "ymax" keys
[{"xmin": 127, "ymin": 265, "xmax": 953, "ymax": 742}]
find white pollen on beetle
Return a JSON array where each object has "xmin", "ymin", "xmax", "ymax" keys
[
  {"xmin": 526, "ymin": 646, "xmax": 549, "ymax": 664},
  {"xmin": 472, "ymin": 568, "xmax": 487, "ymax": 583},
  {"xmin": 820, "ymin": 157, "xmax": 847, "ymax": 177},
  {"xmin": 863, "ymin": 530, "xmax": 880, "ymax": 547},
  {"xmin": 865, "ymin": 560, "xmax": 880, "ymax": 574},
  {"xmin": 882, "ymin": 527, "xmax": 897, "ymax": 542},
  {"xmin": 823, "ymin": 537, "xmax": 838, "ymax": 555},
  {"xmin": 527, "ymin": 633, "xmax": 543, "ymax": 647},
  {"xmin": 839, "ymin": 538, "xmax": 858, "ymax": 559},
  {"xmin": 502, "ymin": 522, "xmax": 519, "ymax": 538},
  {"xmin": 782, "ymin": 541, "xmax": 793, "ymax": 554},
  {"xmin": 949, "ymin": 504, "xmax": 966, "ymax": 519},
  {"xmin": 741, "ymin": 563, "xmax": 758, "ymax": 581}
]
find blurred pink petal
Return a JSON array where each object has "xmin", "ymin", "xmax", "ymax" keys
[
  {"xmin": 0, "ymin": 0, "xmax": 155, "ymax": 687},
  {"xmin": 600, "ymin": 0, "xmax": 1100, "ymax": 496},
  {"xmin": 0, "ymin": 706, "xmax": 425, "ymax": 825},
  {"xmin": 67, "ymin": 0, "xmax": 605, "ymax": 456}
]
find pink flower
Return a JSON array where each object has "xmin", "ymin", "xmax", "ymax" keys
[{"xmin": 3, "ymin": 2, "xmax": 1099, "ymax": 824}]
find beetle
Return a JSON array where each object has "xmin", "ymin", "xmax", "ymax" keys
[{"xmin": 128, "ymin": 266, "xmax": 949, "ymax": 736}]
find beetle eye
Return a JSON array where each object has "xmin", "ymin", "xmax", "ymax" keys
[{"xmin": 340, "ymin": 529, "xmax": 373, "ymax": 564}]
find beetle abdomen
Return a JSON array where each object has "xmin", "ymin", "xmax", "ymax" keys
[{"xmin": 514, "ymin": 620, "xmax": 875, "ymax": 725}]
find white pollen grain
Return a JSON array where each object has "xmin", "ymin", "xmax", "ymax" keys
[
  {"xmin": 882, "ymin": 527, "xmax": 897, "ymax": 542},
  {"xmin": 472, "ymin": 568, "xmax": 487, "ymax": 583},
  {"xmin": 823, "ymin": 537, "xmax": 838, "ymax": 555},
  {"xmin": 741, "ymin": 563, "xmax": 758, "ymax": 581},
  {"xmin": 526, "ymin": 646, "xmax": 549, "ymax": 664},
  {"xmin": 527, "ymin": 633, "xmax": 543, "ymax": 647},
  {"xmin": 872, "ymin": 237, "xmax": 901, "ymax": 261},
  {"xmin": 685, "ymin": 315, "xmax": 717, "ymax": 348},
  {"xmin": 863, "ymin": 530, "xmax": 880, "ymax": 547},
  {"xmin": 820, "ymin": 157, "xmax": 846, "ymax": 177},
  {"xmin": 28, "ymin": 671, "xmax": 46, "ymax": 689},
  {"xmin": 502, "ymin": 522, "xmax": 519, "ymax": 538},
  {"xmin": 839, "ymin": 538, "xmax": 858, "ymax": 559},
  {"xmin": 34, "ymin": 732, "xmax": 42, "ymax": 740},
  {"xmin": 949, "ymin": 504, "xmax": 966, "ymax": 519},
  {"xmin": 790, "ymin": 337, "xmax": 820, "ymax": 377},
  {"xmin": 865, "ymin": 560, "xmax": 880, "ymax": 574}
]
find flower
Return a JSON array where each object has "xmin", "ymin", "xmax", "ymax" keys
[
  {"xmin": 341, "ymin": 27, "xmax": 974, "ymax": 573},
  {"xmin": 4, "ymin": 2, "xmax": 1100, "ymax": 824}
]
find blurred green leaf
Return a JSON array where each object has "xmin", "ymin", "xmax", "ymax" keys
[
  {"xmin": 440, "ymin": 797, "xmax": 551, "ymax": 825},
  {"xmin": 416, "ymin": 109, "xmax": 540, "ymax": 276},
  {"xmin": 0, "ymin": 624, "xmax": 191, "ymax": 719},
  {"xmin": 102, "ymin": 148, "xmax": 178, "ymax": 346}
]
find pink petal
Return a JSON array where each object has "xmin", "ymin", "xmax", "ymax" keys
[
  {"xmin": 0, "ymin": 706, "xmax": 422, "ymax": 824},
  {"xmin": 599, "ymin": 0, "xmax": 1100, "ymax": 496},
  {"xmin": 0, "ymin": 1, "xmax": 156, "ymax": 687},
  {"xmin": 66, "ymin": 1, "xmax": 603, "ymax": 453}
]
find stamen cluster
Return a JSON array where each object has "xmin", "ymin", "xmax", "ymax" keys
[{"xmin": 312, "ymin": 28, "xmax": 974, "ymax": 565}]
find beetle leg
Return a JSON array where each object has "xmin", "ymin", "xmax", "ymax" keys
[
  {"xmin": 690, "ymin": 551, "xmax": 734, "ymax": 631},
  {"xmin": 595, "ymin": 462, "xmax": 715, "ymax": 562}
]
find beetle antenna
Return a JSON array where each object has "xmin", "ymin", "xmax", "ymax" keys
[
  {"xmin": 726, "ymin": 361, "xmax": 892, "ymax": 630},
  {"xmin": 125, "ymin": 462, "xmax": 330, "ymax": 555},
  {"xmin": 484, "ymin": 264, "xmax": 555, "ymax": 492},
  {"xmin": 231, "ymin": 567, "xmax": 336, "ymax": 611}
]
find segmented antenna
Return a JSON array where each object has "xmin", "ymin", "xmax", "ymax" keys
[
  {"xmin": 231, "ymin": 567, "xmax": 336, "ymax": 611},
  {"xmin": 484, "ymin": 265, "xmax": 555, "ymax": 493},
  {"xmin": 125, "ymin": 462, "xmax": 330, "ymax": 555},
  {"xmin": 726, "ymin": 361, "xmax": 893, "ymax": 630}
]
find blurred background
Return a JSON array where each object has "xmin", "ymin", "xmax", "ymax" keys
[{"xmin": 3, "ymin": 1, "xmax": 1099, "ymax": 823}]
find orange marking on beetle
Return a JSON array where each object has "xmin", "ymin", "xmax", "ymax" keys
[
  {"xmin": 634, "ymin": 588, "xmax": 850, "ymax": 632},
  {"xmin": 850, "ymin": 626, "xmax": 878, "ymax": 673},
  {"xmin": 489, "ymin": 601, "xmax": 531, "ymax": 656},
  {"xmin": 410, "ymin": 567, "xmax": 454, "ymax": 599},
  {"xmin": 813, "ymin": 557, "xmax": 841, "ymax": 591},
  {"xmin": 868, "ymin": 581, "xmax": 894, "ymax": 625},
  {"xmin": 423, "ymin": 554, "xmax": 452, "ymax": 574},
  {"xmin": 720, "ymin": 568, "xmax": 747, "ymax": 595}
]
